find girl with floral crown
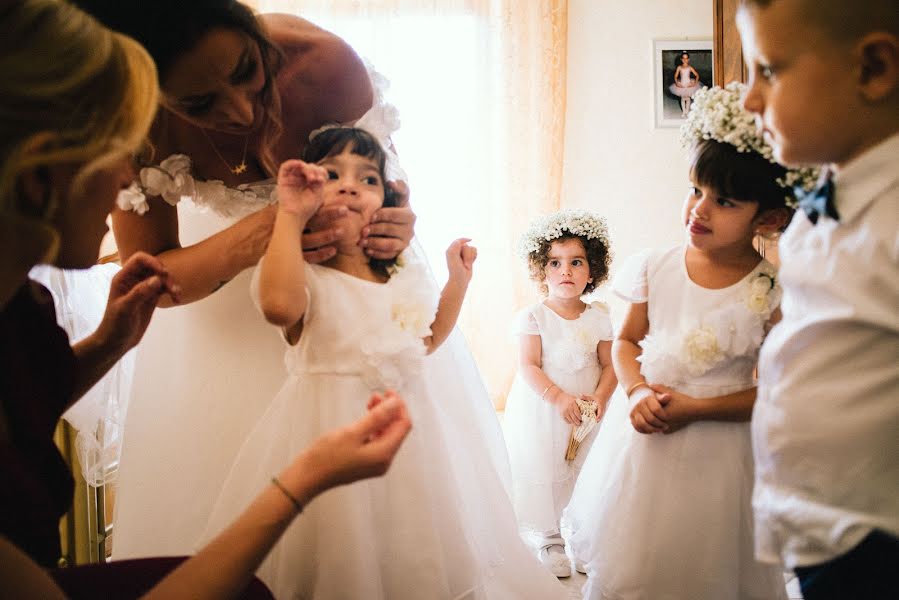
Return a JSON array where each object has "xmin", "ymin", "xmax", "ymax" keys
[
  {"xmin": 503, "ymin": 209, "xmax": 617, "ymax": 579},
  {"xmin": 200, "ymin": 127, "xmax": 565, "ymax": 599},
  {"xmin": 561, "ymin": 82, "xmax": 818, "ymax": 600}
]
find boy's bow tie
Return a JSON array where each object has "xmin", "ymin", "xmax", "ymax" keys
[{"xmin": 795, "ymin": 174, "xmax": 839, "ymax": 225}]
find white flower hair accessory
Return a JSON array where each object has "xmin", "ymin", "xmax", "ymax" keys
[
  {"xmin": 516, "ymin": 209, "xmax": 610, "ymax": 259},
  {"xmin": 679, "ymin": 81, "xmax": 819, "ymax": 207}
]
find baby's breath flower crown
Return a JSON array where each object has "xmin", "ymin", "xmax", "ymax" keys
[
  {"xmin": 516, "ymin": 209, "xmax": 610, "ymax": 260},
  {"xmin": 679, "ymin": 82, "xmax": 819, "ymax": 207}
]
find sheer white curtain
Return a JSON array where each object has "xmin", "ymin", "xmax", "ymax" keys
[{"xmin": 254, "ymin": 0, "xmax": 567, "ymax": 407}]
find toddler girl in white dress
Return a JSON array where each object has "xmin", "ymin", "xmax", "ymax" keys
[
  {"xmin": 503, "ymin": 210, "xmax": 617, "ymax": 579},
  {"xmin": 202, "ymin": 127, "xmax": 565, "ymax": 599}
]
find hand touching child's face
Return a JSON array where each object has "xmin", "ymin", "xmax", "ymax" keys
[{"xmin": 317, "ymin": 148, "xmax": 386, "ymax": 245}]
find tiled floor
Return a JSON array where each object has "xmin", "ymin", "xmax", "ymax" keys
[{"xmin": 555, "ymin": 565, "xmax": 804, "ymax": 599}]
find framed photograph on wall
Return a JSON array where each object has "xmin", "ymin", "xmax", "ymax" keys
[{"xmin": 653, "ymin": 39, "xmax": 713, "ymax": 128}]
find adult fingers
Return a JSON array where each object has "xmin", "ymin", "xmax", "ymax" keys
[
  {"xmin": 302, "ymin": 246, "xmax": 338, "ymax": 265},
  {"xmin": 372, "ymin": 206, "xmax": 416, "ymax": 228},
  {"xmin": 301, "ymin": 227, "xmax": 342, "ymax": 251},
  {"xmin": 387, "ymin": 180, "xmax": 410, "ymax": 208},
  {"xmin": 361, "ymin": 236, "xmax": 405, "ymax": 260}
]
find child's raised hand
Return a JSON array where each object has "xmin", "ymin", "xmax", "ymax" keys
[
  {"xmin": 629, "ymin": 385, "xmax": 669, "ymax": 434},
  {"xmin": 445, "ymin": 238, "xmax": 477, "ymax": 284},
  {"xmin": 276, "ymin": 159, "xmax": 327, "ymax": 220},
  {"xmin": 556, "ymin": 391, "xmax": 582, "ymax": 426}
]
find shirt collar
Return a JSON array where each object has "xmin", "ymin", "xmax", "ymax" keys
[{"xmin": 831, "ymin": 132, "xmax": 899, "ymax": 224}]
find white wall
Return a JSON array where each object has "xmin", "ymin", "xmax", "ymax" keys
[{"xmin": 563, "ymin": 0, "xmax": 711, "ymax": 315}]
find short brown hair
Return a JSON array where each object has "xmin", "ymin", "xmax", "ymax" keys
[{"xmin": 739, "ymin": 0, "xmax": 899, "ymax": 40}]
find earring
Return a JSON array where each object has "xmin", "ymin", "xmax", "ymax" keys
[{"xmin": 756, "ymin": 233, "xmax": 766, "ymax": 259}]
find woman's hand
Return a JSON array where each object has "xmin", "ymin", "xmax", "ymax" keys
[
  {"xmin": 445, "ymin": 238, "xmax": 476, "ymax": 284},
  {"xmin": 276, "ymin": 160, "xmax": 326, "ymax": 221},
  {"xmin": 94, "ymin": 252, "xmax": 180, "ymax": 353},
  {"xmin": 556, "ymin": 391, "xmax": 582, "ymax": 426},
  {"xmin": 299, "ymin": 390, "xmax": 412, "ymax": 495},
  {"xmin": 361, "ymin": 181, "xmax": 415, "ymax": 259},
  {"xmin": 629, "ymin": 385, "xmax": 669, "ymax": 434}
]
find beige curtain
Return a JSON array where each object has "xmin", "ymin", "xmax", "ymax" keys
[{"xmin": 254, "ymin": 0, "xmax": 567, "ymax": 409}]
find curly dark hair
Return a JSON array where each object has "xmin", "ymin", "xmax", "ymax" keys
[
  {"xmin": 527, "ymin": 233, "xmax": 612, "ymax": 297},
  {"xmin": 302, "ymin": 127, "xmax": 399, "ymax": 277}
]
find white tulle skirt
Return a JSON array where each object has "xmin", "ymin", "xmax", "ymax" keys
[
  {"xmin": 562, "ymin": 381, "xmax": 787, "ymax": 600},
  {"xmin": 201, "ymin": 364, "xmax": 564, "ymax": 599}
]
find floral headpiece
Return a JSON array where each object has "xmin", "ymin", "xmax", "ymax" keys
[
  {"xmin": 679, "ymin": 81, "xmax": 819, "ymax": 207},
  {"xmin": 516, "ymin": 209, "xmax": 610, "ymax": 259}
]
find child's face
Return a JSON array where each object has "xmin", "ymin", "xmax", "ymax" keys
[
  {"xmin": 543, "ymin": 238, "xmax": 592, "ymax": 300},
  {"xmin": 683, "ymin": 183, "xmax": 759, "ymax": 253},
  {"xmin": 317, "ymin": 147, "xmax": 385, "ymax": 245},
  {"xmin": 738, "ymin": 1, "xmax": 857, "ymax": 166}
]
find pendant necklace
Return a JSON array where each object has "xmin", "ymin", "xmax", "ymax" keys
[{"xmin": 200, "ymin": 128, "xmax": 250, "ymax": 175}]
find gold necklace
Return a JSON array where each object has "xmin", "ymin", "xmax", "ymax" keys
[{"xmin": 200, "ymin": 128, "xmax": 250, "ymax": 175}]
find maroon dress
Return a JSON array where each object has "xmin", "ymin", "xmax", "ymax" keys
[
  {"xmin": 0, "ymin": 281, "xmax": 75, "ymax": 568},
  {"xmin": 0, "ymin": 280, "xmax": 273, "ymax": 598}
]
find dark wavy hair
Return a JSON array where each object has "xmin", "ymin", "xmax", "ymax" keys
[
  {"xmin": 527, "ymin": 234, "xmax": 612, "ymax": 297},
  {"xmin": 72, "ymin": 0, "xmax": 284, "ymax": 176},
  {"xmin": 302, "ymin": 128, "xmax": 399, "ymax": 277}
]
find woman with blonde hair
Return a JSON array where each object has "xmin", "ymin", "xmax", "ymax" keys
[{"xmin": 0, "ymin": 1, "xmax": 410, "ymax": 596}]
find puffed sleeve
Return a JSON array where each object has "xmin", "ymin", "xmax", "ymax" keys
[
  {"xmin": 610, "ymin": 249, "xmax": 652, "ymax": 303},
  {"xmin": 589, "ymin": 301, "xmax": 615, "ymax": 340},
  {"xmin": 249, "ymin": 259, "xmax": 313, "ymax": 323},
  {"xmin": 512, "ymin": 306, "xmax": 540, "ymax": 336}
]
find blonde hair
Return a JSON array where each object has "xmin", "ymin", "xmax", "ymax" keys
[{"xmin": 0, "ymin": 0, "xmax": 159, "ymax": 262}]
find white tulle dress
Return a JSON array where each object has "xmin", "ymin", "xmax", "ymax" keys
[
  {"xmin": 502, "ymin": 302, "xmax": 614, "ymax": 538},
  {"xmin": 561, "ymin": 245, "xmax": 788, "ymax": 600},
  {"xmin": 110, "ymin": 68, "xmax": 513, "ymax": 562},
  {"xmin": 200, "ymin": 255, "xmax": 564, "ymax": 599},
  {"xmin": 668, "ymin": 66, "xmax": 702, "ymax": 97}
]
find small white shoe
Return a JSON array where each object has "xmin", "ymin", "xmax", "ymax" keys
[
  {"xmin": 538, "ymin": 544, "xmax": 571, "ymax": 578},
  {"xmin": 574, "ymin": 560, "xmax": 587, "ymax": 575}
]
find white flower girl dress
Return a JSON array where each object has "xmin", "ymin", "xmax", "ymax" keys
[
  {"xmin": 562, "ymin": 245, "xmax": 787, "ymax": 600},
  {"xmin": 109, "ymin": 67, "xmax": 512, "ymax": 563},
  {"xmin": 200, "ymin": 254, "xmax": 565, "ymax": 599}
]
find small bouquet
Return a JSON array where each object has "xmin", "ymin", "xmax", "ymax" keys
[{"xmin": 565, "ymin": 396, "xmax": 599, "ymax": 461}]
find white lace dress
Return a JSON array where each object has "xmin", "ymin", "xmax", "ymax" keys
[
  {"xmin": 502, "ymin": 302, "xmax": 614, "ymax": 537},
  {"xmin": 561, "ymin": 245, "xmax": 788, "ymax": 600},
  {"xmin": 200, "ymin": 257, "xmax": 565, "ymax": 599},
  {"xmin": 110, "ymin": 68, "xmax": 512, "ymax": 561}
]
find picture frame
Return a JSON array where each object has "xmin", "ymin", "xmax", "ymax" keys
[{"xmin": 653, "ymin": 39, "xmax": 713, "ymax": 128}]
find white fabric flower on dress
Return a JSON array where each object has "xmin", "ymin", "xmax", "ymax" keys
[
  {"xmin": 545, "ymin": 326, "xmax": 597, "ymax": 374},
  {"xmin": 116, "ymin": 182, "xmax": 149, "ymax": 215},
  {"xmin": 358, "ymin": 251, "xmax": 437, "ymax": 391},
  {"xmin": 745, "ymin": 271, "xmax": 777, "ymax": 315},
  {"xmin": 682, "ymin": 325, "xmax": 725, "ymax": 376}
]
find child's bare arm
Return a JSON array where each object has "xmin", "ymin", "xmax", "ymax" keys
[
  {"xmin": 581, "ymin": 340, "xmax": 617, "ymax": 420},
  {"xmin": 613, "ymin": 301, "xmax": 668, "ymax": 434},
  {"xmin": 424, "ymin": 238, "xmax": 475, "ymax": 353},
  {"xmin": 259, "ymin": 161, "xmax": 326, "ymax": 330},
  {"xmin": 518, "ymin": 321, "xmax": 582, "ymax": 425}
]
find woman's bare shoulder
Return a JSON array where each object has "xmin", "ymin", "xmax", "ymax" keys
[{"xmin": 262, "ymin": 13, "xmax": 373, "ymax": 125}]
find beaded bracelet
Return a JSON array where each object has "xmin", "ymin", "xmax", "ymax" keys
[{"xmin": 271, "ymin": 476, "xmax": 303, "ymax": 514}]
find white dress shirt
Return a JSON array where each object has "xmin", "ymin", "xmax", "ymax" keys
[{"xmin": 753, "ymin": 132, "xmax": 899, "ymax": 569}]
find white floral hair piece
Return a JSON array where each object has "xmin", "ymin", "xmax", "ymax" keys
[
  {"xmin": 679, "ymin": 81, "xmax": 819, "ymax": 207},
  {"xmin": 516, "ymin": 209, "xmax": 610, "ymax": 259}
]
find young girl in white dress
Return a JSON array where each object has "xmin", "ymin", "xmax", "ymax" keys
[
  {"xmin": 201, "ymin": 127, "xmax": 565, "ymax": 599},
  {"xmin": 503, "ymin": 210, "xmax": 617, "ymax": 579},
  {"xmin": 562, "ymin": 84, "xmax": 816, "ymax": 600}
]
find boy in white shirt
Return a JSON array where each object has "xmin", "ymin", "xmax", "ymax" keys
[{"xmin": 737, "ymin": 1, "xmax": 899, "ymax": 598}]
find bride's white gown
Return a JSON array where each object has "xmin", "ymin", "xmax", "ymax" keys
[{"xmin": 110, "ymin": 71, "xmax": 516, "ymax": 573}]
